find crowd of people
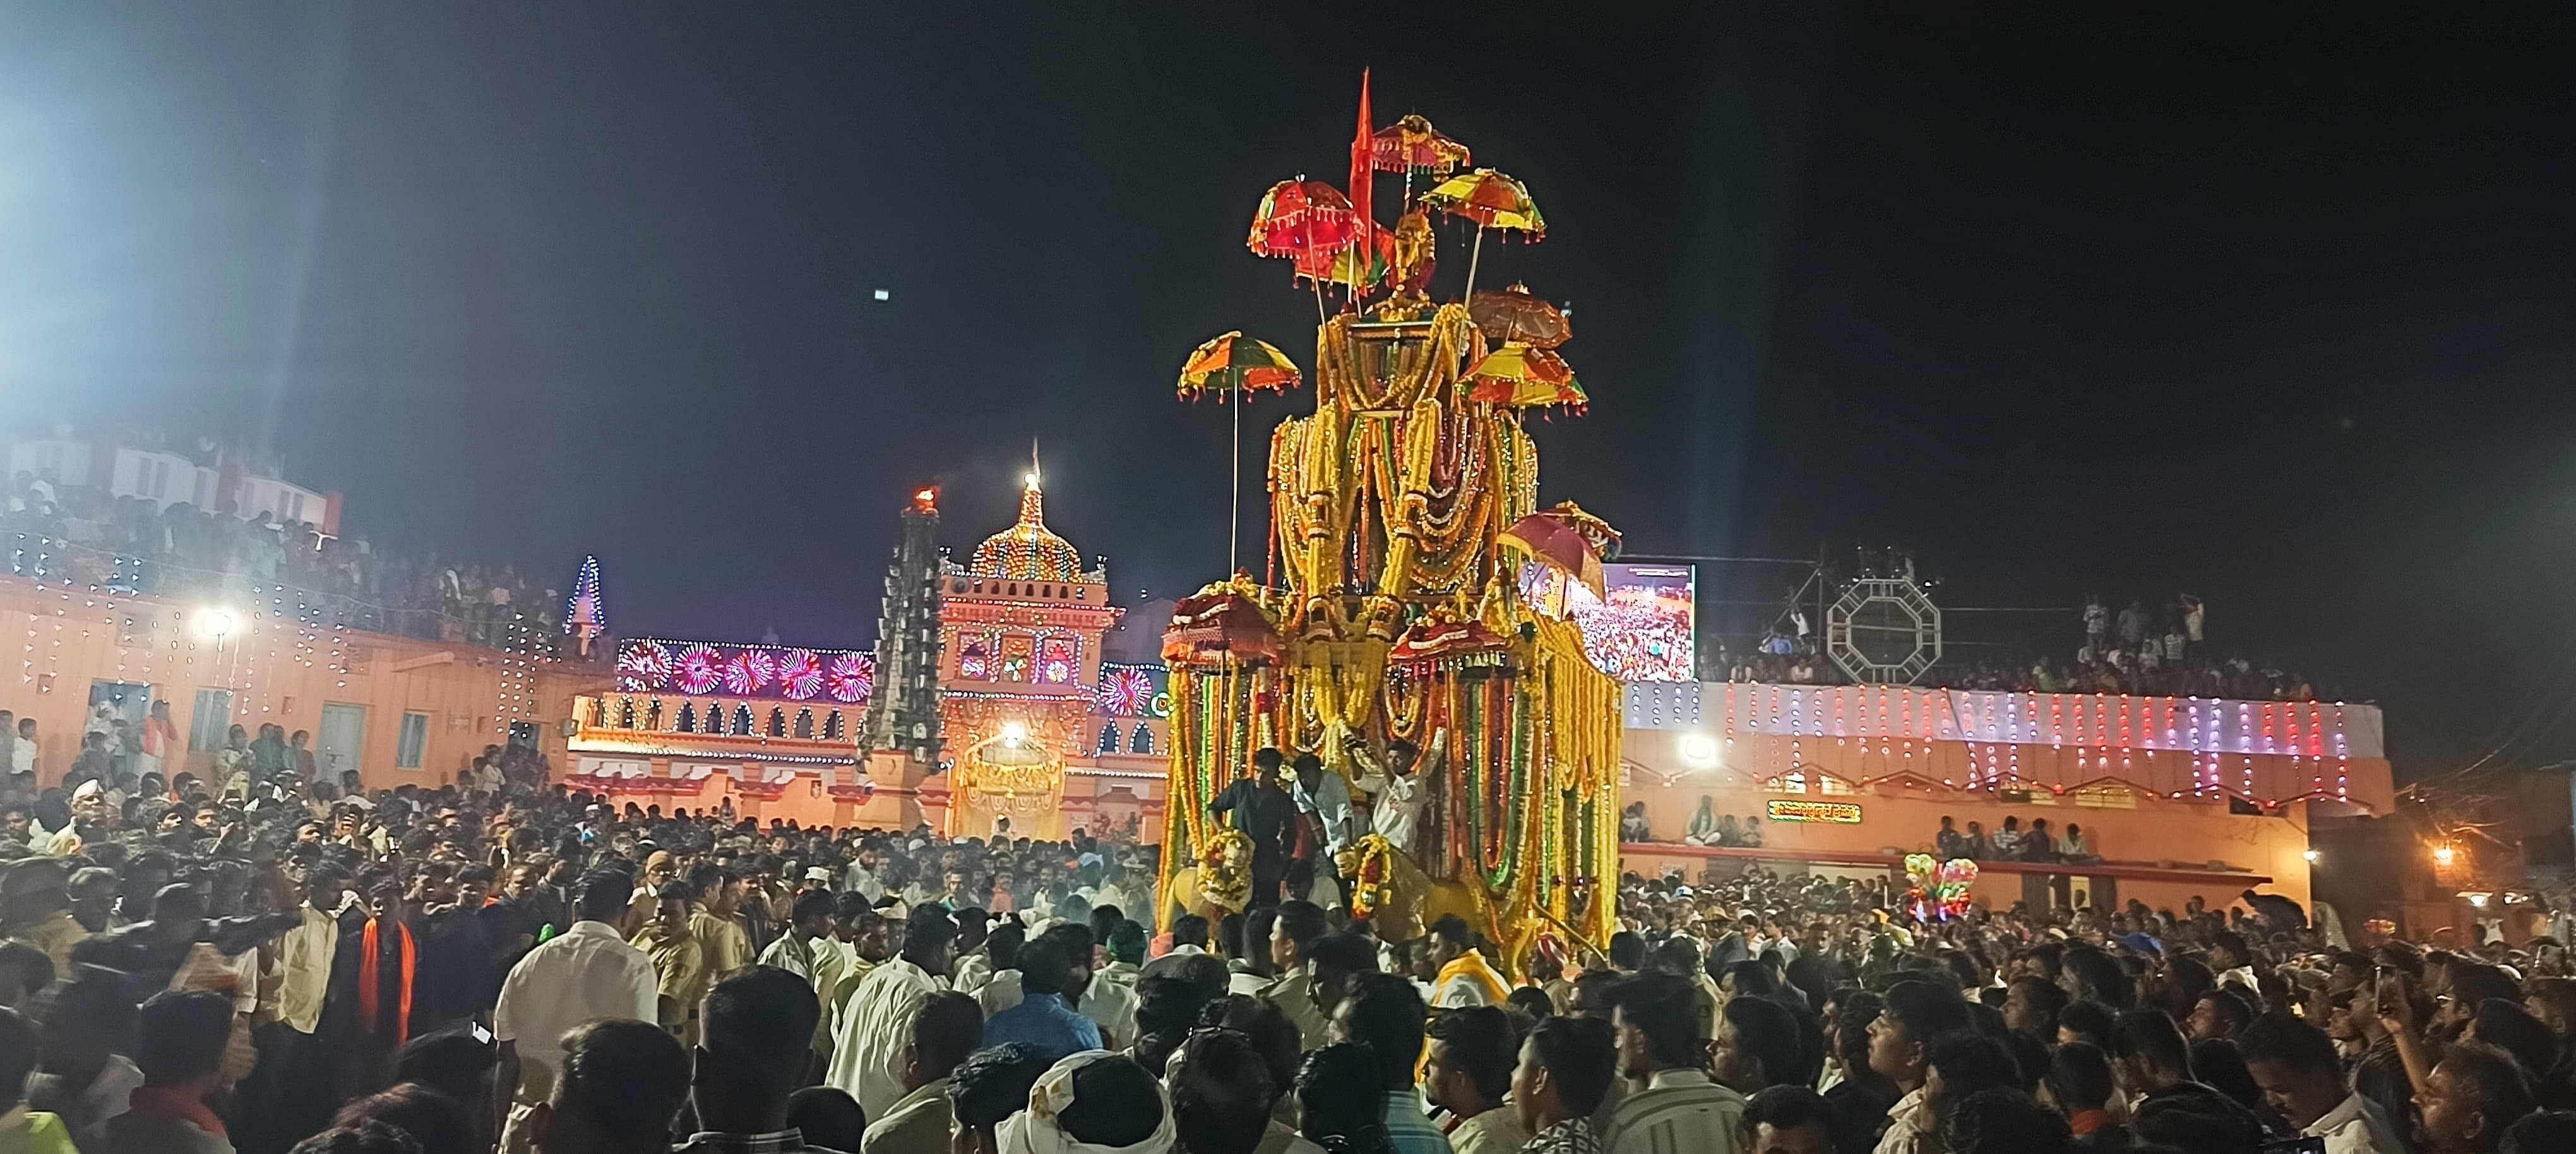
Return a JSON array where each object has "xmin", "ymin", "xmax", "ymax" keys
[
  {"xmin": 0, "ymin": 741, "xmax": 2565, "ymax": 1154},
  {"xmin": 6, "ymin": 463, "xmax": 559, "ymax": 650},
  {"xmin": 1702, "ymin": 590, "xmax": 2332, "ymax": 703}
]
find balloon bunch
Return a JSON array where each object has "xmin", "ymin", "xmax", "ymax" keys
[{"xmin": 1904, "ymin": 854, "xmax": 1981, "ymax": 922}]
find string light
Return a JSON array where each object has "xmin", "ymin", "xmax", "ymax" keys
[{"xmin": 1677, "ymin": 682, "xmax": 2379, "ymax": 804}]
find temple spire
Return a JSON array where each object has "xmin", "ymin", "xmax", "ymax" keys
[{"xmin": 1020, "ymin": 439, "xmax": 1049, "ymax": 526}]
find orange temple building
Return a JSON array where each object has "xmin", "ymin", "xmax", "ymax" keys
[{"xmin": 561, "ymin": 468, "xmax": 1172, "ymax": 836}]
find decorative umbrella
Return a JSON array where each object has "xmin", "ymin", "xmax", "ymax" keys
[
  {"xmin": 1463, "ymin": 343, "xmax": 1588, "ymax": 413},
  {"xmin": 1371, "ymin": 114, "xmax": 1472, "ymax": 177},
  {"xmin": 1246, "ymin": 179, "xmax": 1357, "ymax": 263},
  {"xmin": 1178, "ymin": 333, "xmax": 1304, "ymax": 575},
  {"xmin": 1387, "ymin": 609, "xmax": 1515, "ymax": 674},
  {"xmin": 1500, "ymin": 502, "xmax": 1623, "ymax": 598},
  {"xmin": 1469, "ymin": 284, "xmax": 1572, "ymax": 349},
  {"xmin": 1176, "ymin": 332, "xmax": 1301, "ymax": 399},
  {"xmin": 1419, "ymin": 168, "xmax": 1544, "ymax": 301},
  {"xmin": 1292, "ymin": 225, "xmax": 1395, "ymax": 292},
  {"xmin": 1162, "ymin": 583, "xmax": 1282, "ymax": 669},
  {"xmin": 1421, "ymin": 168, "xmax": 1545, "ymax": 233}
]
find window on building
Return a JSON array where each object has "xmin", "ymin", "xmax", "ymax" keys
[
  {"xmin": 794, "ymin": 709, "xmax": 814, "ymax": 739},
  {"xmin": 1130, "ymin": 724, "xmax": 1154, "ymax": 755},
  {"xmin": 734, "ymin": 705, "xmax": 753, "ymax": 735},
  {"xmin": 1097, "ymin": 723, "xmax": 1120, "ymax": 756},
  {"xmin": 396, "ymin": 711, "xmax": 429, "ymax": 769},
  {"xmin": 187, "ymin": 689, "xmax": 234, "ymax": 751},
  {"xmin": 677, "ymin": 703, "xmax": 696, "ymax": 733},
  {"xmin": 1039, "ymin": 638, "xmax": 1076, "ymax": 685},
  {"xmin": 767, "ymin": 708, "xmax": 787, "ymax": 737},
  {"xmin": 824, "ymin": 711, "xmax": 845, "ymax": 741}
]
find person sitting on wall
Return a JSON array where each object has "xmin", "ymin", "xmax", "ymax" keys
[{"xmin": 1687, "ymin": 798, "xmax": 1719, "ymax": 847}]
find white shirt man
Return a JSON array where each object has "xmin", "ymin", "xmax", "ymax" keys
[
  {"xmin": 2303, "ymin": 1091, "xmax": 2406, "ymax": 1154},
  {"xmin": 757, "ymin": 927, "xmax": 824, "ymax": 982},
  {"xmin": 1078, "ymin": 972, "xmax": 1140, "ymax": 1049},
  {"xmin": 1291, "ymin": 770, "xmax": 1356, "ymax": 857},
  {"xmin": 1874, "ymin": 1086, "xmax": 1931, "ymax": 1154},
  {"xmin": 844, "ymin": 859, "xmax": 886, "ymax": 902},
  {"xmin": 1605, "ymin": 1068, "xmax": 1745, "ymax": 1154},
  {"xmin": 976, "ymin": 967, "xmax": 1025, "ymax": 1017},
  {"xmin": 1371, "ymin": 771, "xmax": 1426, "ymax": 857},
  {"xmin": 492, "ymin": 918, "xmax": 659, "ymax": 1151},
  {"xmin": 828, "ymin": 955, "xmax": 948, "ymax": 1118},
  {"xmin": 263, "ymin": 903, "xmax": 340, "ymax": 1035}
]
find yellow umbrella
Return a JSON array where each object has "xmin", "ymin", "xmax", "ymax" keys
[
  {"xmin": 1178, "ymin": 332, "xmax": 1303, "ymax": 576},
  {"xmin": 1463, "ymin": 342, "xmax": 1588, "ymax": 413},
  {"xmin": 1420, "ymin": 168, "xmax": 1545, "ymax": 301}
]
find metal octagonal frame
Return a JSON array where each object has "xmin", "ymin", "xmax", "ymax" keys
[{"xmin": 1825, "ymin": 578, "xmax": 1943, "ymax": 684}]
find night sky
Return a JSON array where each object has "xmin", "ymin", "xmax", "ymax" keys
[{"xmin": 4, "ymin": 4, "xmax": 2572, "ymax": 775}]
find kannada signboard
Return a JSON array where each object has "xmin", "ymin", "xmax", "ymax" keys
[{"xmin": 1767, "ymin": 799, "xmax": 1863, "ymax": 824}]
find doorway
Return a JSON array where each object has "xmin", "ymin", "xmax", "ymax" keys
[
  {"xmin": 318, "ymin": 703, "xmax": 367, "ymax": 781},
  {"xmin": 87, "ymin": 681, "xmax": 152, "ymax": 777}
]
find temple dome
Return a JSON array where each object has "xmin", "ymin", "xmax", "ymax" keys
[{"xmin": 969, "ymin": 470, "xmax": 1085, "ymax": 582}]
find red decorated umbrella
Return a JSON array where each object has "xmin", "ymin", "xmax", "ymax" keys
[
  {"xmin": 1246, "ymin": 179, "xmax": 1357, "ymax": 263},
  {"xmin": 1387, "ymin": 610, "xmax": 1514, "ymax": 673},
  {"xmin": 1162, "ymin": 585, "xmax": 1282, "ymax": 669},
  {"xmin": 1469, "ymin": 284, "xmax": 1571, "ymax": 350},
  {"xmin": 1372, "ymin": 114, "xmax": 1472, "ymax": 178},
  {"xmin": 1420, "ymin": 168, "xmax": 1544, "ymax": 302},
  {"xmin": 1500, "ymin": 502, "xmax": 1623, "ymax": 598},
  {"xmin": 1463, "ymin": 343, "xmax": 1588, "ymax": 414}
]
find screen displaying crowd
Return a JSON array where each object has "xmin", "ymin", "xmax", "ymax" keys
[{"xmin": 0, "ymin": 736, "xmax": 2566, "ymax": 1154}]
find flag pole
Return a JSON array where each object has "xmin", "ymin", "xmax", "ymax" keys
[{"xmin": 1229, "ymin": 378, "xmax": 1241, "ymax": 576}]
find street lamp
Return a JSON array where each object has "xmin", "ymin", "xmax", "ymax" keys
[
  {"xmin": 2433, "ymin": 844, "xmax": 2457, "ymax": 868},
  {"xmin": 2303, "ymin": 848, "xmax": 2320, "ymax": 864}
]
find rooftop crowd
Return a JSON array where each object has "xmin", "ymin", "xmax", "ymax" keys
[
  {"xmin": 0, "ymin": 737, "xmax": 2561, "ymax": 1154},
  {"xmin": 5, "ymin": 465, "xmax": 559, "ymax": 650},
  {"xmin": 1708, "ymin": 592, "xmax": 2332, "ymax": 701}
]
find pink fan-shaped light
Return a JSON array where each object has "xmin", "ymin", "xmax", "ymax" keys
[
  {"xmin": 777, "ymin": 650, "xmax": 824, "ymax": 699},
  {"xmin": 825, "ymin": 651, "xmax": 875, "ymax": 703},
  {"xmin": 1098, "ymin": 667, "xmax": 1154, "ymax": 717},
  {"xmin": 675, "ymin": 645, "xmax": 724, "ymax": 694},
  {"xmin": 617, "ymin": 641, "xmax": 673, "ymax": 691},
  {"xmin": 725, "ymin": 648, "xmax": 775, "ymax": 694}
]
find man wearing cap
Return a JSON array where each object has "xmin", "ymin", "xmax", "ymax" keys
[
  {"xmin": 621, "ymin": 848, "xmax": 679, "ymax": 936},
  {"xmin": 0, "ymin": 859, "xmax": 85, "ymax": 980}
]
